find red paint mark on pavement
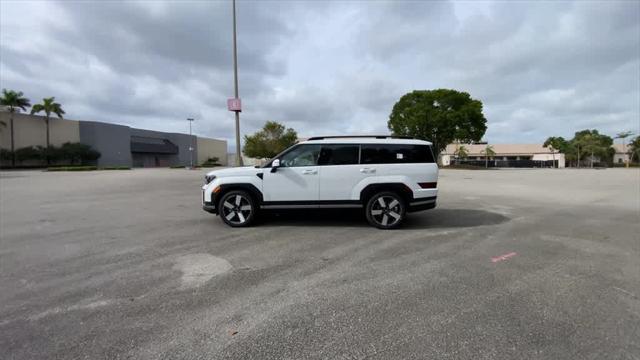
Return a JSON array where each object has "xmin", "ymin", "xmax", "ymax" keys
[{"xmin": 491, "ymin": 252, "xmax": 517, "ymax": 263}]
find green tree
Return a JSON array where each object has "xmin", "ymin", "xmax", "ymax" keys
[
  {"xmin": 388, "ymin": 89, "xmax": 487, "ymax": 158},
  {"xmin": 571, "ymin": 130, "xmax": 614, "ymax": 168},
  {"xmin": 454, "ymin": 145, "xmax": 469, "ymax": 159},
  {"xmin": 0, "ymin": 89, "xmax": 31, "ymax": 166},
  {"xmin": 543, "ymin": 136, "xmax": 568, "ymax": 168},
  {"xmin": 243, "ymin": 121, "xmax": 298, "ymax": 159},
  {"xmin": 30, "ymin": 97, "xmax": 65, "ymax": 151},
  {"xmin": 629, "ymin": 135, "xmax": 640, "ymax": 164},
  {"xmin": 481, "ymin": 145, "xmax": 495, "ymax": 168}
]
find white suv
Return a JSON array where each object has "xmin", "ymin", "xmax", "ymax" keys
[{"xmin": 202, "ymin": 136, "xmax": 438, "ymax": 229}]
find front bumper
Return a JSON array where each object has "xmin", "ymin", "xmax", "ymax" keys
[
  {"xmin": 202, "ymin": 188, "xmax": 217, "ymax": 214},
  {"xmin": 203, "ymin": 203, "xmax": 217, "ymax": 214}
]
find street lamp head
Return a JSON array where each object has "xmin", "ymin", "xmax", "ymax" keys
[{"xmin": 187, "ymin": 118, "xmax": 194, "ymax": 121}]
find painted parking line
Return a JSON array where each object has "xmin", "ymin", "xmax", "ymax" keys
[{"xmin": 491, "ymin": 252, "xmax": 517, "ymax": 263}]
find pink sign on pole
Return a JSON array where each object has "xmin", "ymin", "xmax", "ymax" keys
[{"xmin": 227, "ymin": 98, "xmax": 242, "ymax": 112}]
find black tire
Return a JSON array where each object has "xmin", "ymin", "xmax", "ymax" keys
[
  {"xmin": 365, "ymin": 191, "xmax": 406, "ymax": 229},
  {"xmin": 218, "ymin": 190, "xmax": 257, "ymax": 227}
]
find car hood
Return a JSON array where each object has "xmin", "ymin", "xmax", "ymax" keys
[{"xmin": 205, "ymin": 166, "xmax": 261, "ymax": 178}]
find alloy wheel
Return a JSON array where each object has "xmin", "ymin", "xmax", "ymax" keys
[
  {"xmin": 221, "ymin": 193, "xmax": 253, "ymax": 225},
  {"xmin": 369, "ymin": 194, "xmax": 403, "ymax": 227}
]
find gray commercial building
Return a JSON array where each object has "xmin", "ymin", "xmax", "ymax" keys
[{"xmin": 0, "ymin": 112, "xmax": 227, "ymax": 167}]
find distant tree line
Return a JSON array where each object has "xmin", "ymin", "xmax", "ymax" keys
[
  {"xmin": 545, "ymin": 130, "xmax": 639, "ymax": 167},
  {"xmin": 0, "ymin": 89, "xmax": 69, "ymax": 167},
  {"xmin": 4, "ymin": 86, "xmax": 637, "ymax": 169},
  {"xmin": 0, "ymin": 142, "xmax": 101, "ymax": 167},
  {"xmin": 0, "ymin": 89, "xmax": 101, "ymax": 167}
]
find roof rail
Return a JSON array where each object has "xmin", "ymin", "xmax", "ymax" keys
[{"xmin": 306, "ymin": 135, "xmax": 415, "ymax": 140}]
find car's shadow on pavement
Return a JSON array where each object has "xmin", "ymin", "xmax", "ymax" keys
[
  {"xmin": 403, "ymin": 208, "xmax": 510, "ymax": 229},
  {"xmin": 258, "ymin": 208, "xmax": 509, "ymax": 229}
]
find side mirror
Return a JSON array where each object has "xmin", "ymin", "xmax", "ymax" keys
[{"xmin": 270, "ymin": 159, "xmax": 280, "ymax": 173}]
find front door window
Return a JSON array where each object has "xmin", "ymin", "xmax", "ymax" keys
[{"xmin": 279, "ymin": 145, "xmax": 321, "ymax": 167}]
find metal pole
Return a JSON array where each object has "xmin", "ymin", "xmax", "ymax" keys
[
  {"xmin": 187, "ymin": 118, "xmax": 194, "ymax": 169},
  {"xmin": 10, "ymin": 113, "xmax": 15, "ymax": 167},
  {"xmin": 232, "ymin": 0, "xmax": 243, "ymax": 167}
]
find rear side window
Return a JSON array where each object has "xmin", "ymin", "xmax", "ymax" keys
[
  {"xmin": 318, "ymin": 145, "xmax": 360, "ymax": 165},
  {"xmin": 361, "ymin": 144, "xmax": 435, "ymax": 164}
]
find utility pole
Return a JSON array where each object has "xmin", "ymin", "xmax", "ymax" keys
[
  {"xmin": 231, "ymin": 0, "xmax": 243, "ymax": 167},
  {"xmin": 187, "ymin": 118, "xmax": 194, "ymax": 169}
]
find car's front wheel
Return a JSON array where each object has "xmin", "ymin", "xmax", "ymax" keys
[
  {"xmin": 365, "ymin": 191, "xmax": 406, "ymax": 229},
  {"xmin": 218, "ymin": 190, "xmax": 256, "ymax": 227}
]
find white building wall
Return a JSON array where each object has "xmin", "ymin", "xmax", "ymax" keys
[
  {"xmin": 613, "ymin": 153, "xmax": 629, "ymax": 165},
  {"xmin": 440, "ymin": 154, "xmax": 452, "ymax": 166},
  {"xmin": 0, "ymin": 112, "xmax": 80, "ymax": 149},
  {"xmin": 196, "ymin": 137, "xmax": 228, "ymax": 165},
  {"xmin": 532, "ymin": 153, "xmax": 565, "ymax": 168}
]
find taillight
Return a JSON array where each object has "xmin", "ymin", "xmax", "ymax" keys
[{"xmin": 418, "ymin": 182, "xmax": 437, "ymax": 189}]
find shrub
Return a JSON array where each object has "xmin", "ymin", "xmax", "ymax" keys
[
  {"xmin": 201, "ymin": 156, "xmax": 221, "ymax": 167},
  {"xmin": 612, "ymin": 162, "xmax": 639, "ymax": 168},
  {"xmin": 0, "ymin": 148, "xmax": 12, "ymax": 161},
  {"xmin": 47, "ymin": 166, "xmax": 98, "ymax": 171},
  {"xmin": 12, "ymin": 143, "xmax": 101, "ymax": 166},
  {"xmin": 15, "ymin": 146, "xmax": 46, "ymax": 162},
  {"xmin": 101, "ymin": 166, "xmax": 131, "ymax": 170},
  {"xmin": 58, "ymin": 142, "xmax": 101, "ymax": 165}
]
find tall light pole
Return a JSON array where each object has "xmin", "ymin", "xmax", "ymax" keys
[
  {"xmin": 187, "ymin": 117, "xmax": 194, "ymax": 169},
  {"xmin": 231, "ymin": 0, "xmax": 243, "ymax": 166}
]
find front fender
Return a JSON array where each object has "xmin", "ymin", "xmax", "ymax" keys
[{"xmin": 203, "ymin": 175, "xmax": 263, "ymax": 203}]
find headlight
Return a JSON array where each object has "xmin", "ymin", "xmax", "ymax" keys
[{"xmin": 204, "ymin": 174, "xmax": 216, "ymax": 184}]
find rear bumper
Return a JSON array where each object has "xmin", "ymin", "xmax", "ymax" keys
[{"xmin": 408, "ymin": 196, "xmax": 437, "ymax": 212}]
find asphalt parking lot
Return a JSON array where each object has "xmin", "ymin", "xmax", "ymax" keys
[{"xmin": 1, "ymin": 168, "xmax": 639, "ymax": 359}]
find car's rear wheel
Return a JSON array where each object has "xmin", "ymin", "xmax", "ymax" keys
[
  {"xmin": 218, "ymin": 190, "xmax": 256, "ymax": 227},
  {"xmin": 365, "ymin": 191, "xmax": 406, "ymax": 229}
]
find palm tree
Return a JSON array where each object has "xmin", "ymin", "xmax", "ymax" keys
[
  {"xmin": 615, "ymin": 131, "xmax": 633, "ymax": 167},
  {"xmin": 481, "ymin": 145, "xmax": 495, "ymax": 168},
  {"xmin": 455, "ymin": 145, "xmax": 469, "ymax": 160},
  {"xmin": 0, "ymin": 89, "xmax": 31, "ymax": 167},
  {"xmin": 543, "ymin": 136, "xmax": 567, "ymax": 168},
  {"xmin": 30, "ymin": 97, "xmax": 65, "ymax": 151}
]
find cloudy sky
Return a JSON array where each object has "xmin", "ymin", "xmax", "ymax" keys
[{"xmin": 1, "ymin": 0, "xmax": 638, "ymax": 150}]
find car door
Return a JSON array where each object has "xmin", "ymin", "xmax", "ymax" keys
[
  {"xmin": 318, "ymin": 144, "xmax": 365, "ymax": 201},
  {"xmin": 262, "ymin": 144, "xmax": 321, "ymax": 202}
]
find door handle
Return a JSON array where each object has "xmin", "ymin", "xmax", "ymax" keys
[
  {"xmin": 302, "ymin": 169, "xmax": 317, "ymax": 175},
  {"xmin": 360, "ymin": 168, "xmax": 376, "ymax": 174}
]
